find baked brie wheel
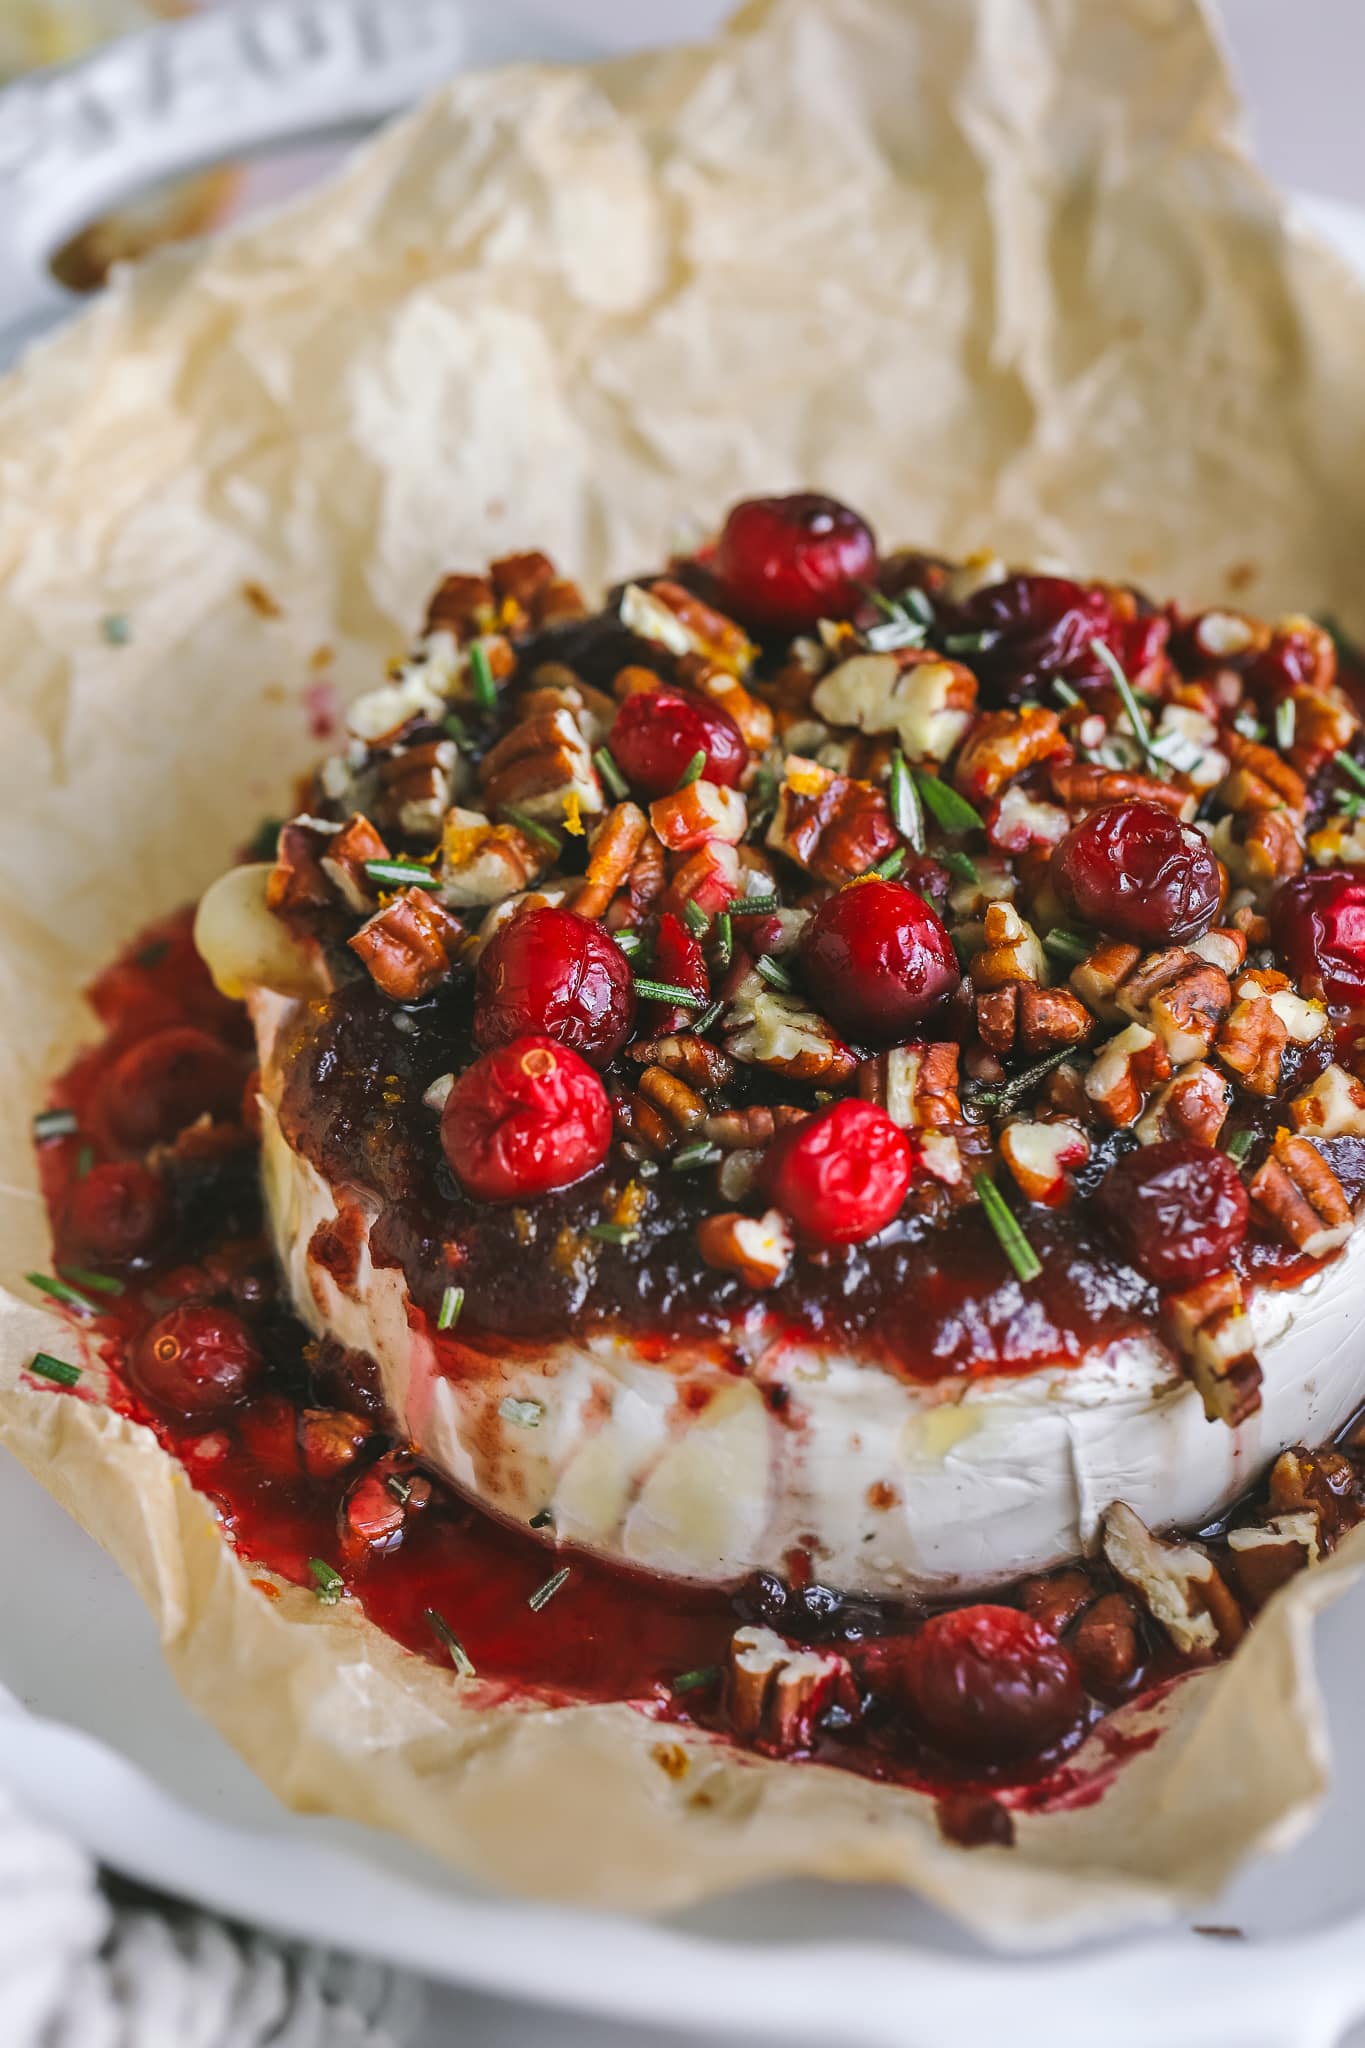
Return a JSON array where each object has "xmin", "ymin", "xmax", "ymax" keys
[{"xmin": 195, "ymin": 494, "xmax": 1365, "ymax": 1630}]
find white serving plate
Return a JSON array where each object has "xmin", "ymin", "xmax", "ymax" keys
[{"xmin": 6, "ymin": 6, "xmax": 1365, "ymax": 2043}]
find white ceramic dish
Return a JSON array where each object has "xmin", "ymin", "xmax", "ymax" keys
[{"xmin": 6, "ymin": 6, "xmax": 1365, "ymax": 2043}]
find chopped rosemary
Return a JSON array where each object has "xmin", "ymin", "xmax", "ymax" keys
[
  {"xmin": 896, "ymin": 585, "xmax": 935, "ymax": 626},
  {"xmin": 33, "ymin": 1108, "xmax": 78, "ymax": 1143},
  {"xmin": 912, "ymin": 768, "xmax": 982, "ymax": 834},
  {"xmin": 692, "ymin": 996, "xmax": 724, "ymax": 1036},
  {"xmin": 974, "ymin": 1173, "xmax": 1043, "ymax": 1284},
  {"xmin": 529, "ymin": 1506, "xmax": 555, "ymax": 1530},
  {"xmin": 437, "ymin": 1285, "xmax": 465, "ymax": 1332},
  {"xmin": 746, "ymin": 766, "xmax": 779, "ymax": 828},
  {"xmin": 26, "ymin": 1272, "xmax": 98, "ymax": 1316},
  {"xmin": 101, "ymin": 612, "xmax": 131, "ymax": 646},
  {"xmin": 594, "ymin": 745, "xmax": 629, "ymax": 801},
  {"xmin": 499, "ymin": 1395, "xmax": 544, "ymax": 1428},
  {"xmin": 942, "ymin": 849, "xmax": 979, "ymax": 886},
  {"xmin": 966, "ymin": 1047, "xmax": 1077, "ymax": 1114},
  {"xmin": 1224, "ymin": 1128, "xmax": 1254, "ymax": 1164},
  {"xmin": 711, "ymin": 912, "xmax": 733, "ymax": 973},
  {"xmin": 1042, "ymin": 927, "xmax": 1091, "ymax": 966},
  {"xmin": 498, "ymin": 806, "xmax": 563, "ymax": 856},
  {"xmin": 386, "ymin": 1474, "xmax": 413, "ymax": 1505},
  {"xmin": 734, "ymin": 892, "xmax": 782, "ymax": 917},
  {"xmin": 614, "ymin": 930, "xmax": 644, "ymax": 960},
  {"xmin": 890, "ymin": 750, "xmax": 926, "ymax": 853},
  {"xmin": 28, "ymin": 1352, "xmax": 80, "ymax": 1388},
  {"xmin": 671, "ymin": 1140, "xmax": 722, "ymax": 1172},
  {"xmin": 443, "ymin": 709, "xmax": 470, "ymax": 748},
  {"xmin": 872, "ymin": 847, "xmax": 908, "ymax": 880},
  {"xmin": 75, "ymin": 1145, "xmax": 94, "ymax": 1180},
  {"xmin": 754, "ymin": 953, "xmax": 794, "ymax": 992},
  {"xmin": 58, "ymin": 1266, "xmax": 124, "ymax": 1297},
  {"xmin": 528, "ymin": 1566, "xmax": 570, "ymax": 1613},
  {"xmin": 676, "ymin": 749, "xmax": 708, "ymax": 788},
  {"xmin": 468, "ymin": 639, "xmax": 497, "ymax": 710},
  {"xmin": 632, "ymin": 977, "xmax": 704, "ymax": 1007},
  {"xmin": 1051, "ymin": 677, "xmax": 1082, "ymax": 709},
  {"xmin": 586, "ymin": 1222, "xmax": 641, "ymax": 1246},
  {"xmin": 682, "ymin": 899, "xmax": 711, "ymax": 938},
  {"xmin": 1335, "ymin": 750, "xmax": 1365, "ymax": 795},
  {"xmin": 1233, "ymin": 706, "xmax": 1267, "ymax": 742},
  {"xmin": 1274, "ymin": 699, "xmax": 1296, "ymax": 752},
  {"xmin": 308, "ymin": 1558, "xmax": 345, "ymax": 1605},
  {"xmin": 866, "ymin": 614, "xmax": 927, "ymax": 653},
  {"xmin": 363, "ymin": 858, "xmax": 438, "ymax": 891},
  {"xmin": 943, "ymin": 629, "xmax": 1000, "ymax": 655},
  {"xmin": 425, "ymin": 1606, "xmax": 476, "ymax": 1677},
  {"xmin": 1089, "ymin": 638, "xmax": 1158, "ymax": 771},
  {"xmin": 671, "ymin": 1666, "xmax": 720, "ymax": 1695}
]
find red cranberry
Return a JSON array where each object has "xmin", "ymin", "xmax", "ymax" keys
[
  {"xmin": 762, "ymin": 1099, "xmax": 911, "ymax": 1245},
  {"xmin": 62, "ymin": 1161, "xmax": 170, "ymax": 1266},
  {"xmin": 711, "ymin": 493, "xmax": 877, "ymax": 633},
  {"xmin": 799, "ymin": 879, "xmax": 958, "ymax": 1044},
  {"xmin": 1272, "ymin": 871, "xmax": 1365, "ymax": 1006},
  {"xmin": 474, "ymin": 906, "xmax": 635, "ymax": 1064},
  {"xmin": 642, "ymin": 910, "xmax": 709, "ymax": 1033},
  {"xmin": 1051, "ymin": 800, "xmax": 1220, "ymax": 945},
  {"xmin": 441, "ymin": 1035, "xmax": 611, "ymax": 1202},
  {"xmin": 1098, "ymin": 1140, "xmax": 1249, "ymax": 1288},
  {"xmin": 100, "ymin": 1027, "xmax": 244, "ymax": 1151},
  {"xmin": 607, "ymin": 689, "xmax": 746, "ymax": 800},
  {"xmin": 130, "ymin": 1303, "xmax": 263, "ymax": 1417},
  {"xmin": 958, "ymin": 575, "xmax": 1117, "ymax": 705},
  {"xmin": 888, "ymin": 1606, "xmax": 1084, "ymax": 1763}
]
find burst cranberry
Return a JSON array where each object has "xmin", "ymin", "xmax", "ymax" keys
[
  {"xmin": 100, "ymin": 1026, "xmax": 244, "ymax": 1150},
  {"xmin": 474, "ymin": 906, "xmax": 635, "ymax": 1064},
  {"xmin": 607, "ymin": 689, "xmax": 746, "ymax": 800},
  {"xmin": 799, "ymin": 879, "xmax": 958, "ymax": 1044},
  {"xmin": 442, "ymin": 1035, "xmax": 611, "ymax": 1202},
  {"xmin": 642, "ymin": 910, "xmax": 709, "ymax": 1033},
  {"xmin": 1272, "ymin": 871, "xmax": 1365, "ymax": 1006},
  {"xmin": 762, "ymin": 1099, "xmax": 911, "ymax": 1245},
  {"xmin": 1051, "ymin": 799, "xmax": 1220, "ymax": 945},
  {"xmin": 958, "ymin": 574, "xmax": 1117, "ymax": 705},
  {"xmin": 711, "ymin": 492, "xmax": 877, "ymax": 632},
  {"xmin": 130, "ymin": 1303, "xmax": 263, "ymax": 1418},
  {"xmin": 1098, "ymin": 1140, "xmax": 1249, "ymax": 1288},
  {"xmin": 62, "ymin": 1161, "xmax": 169, "ymax": 1265},
  {"xmin": 887, "ymin": 1606, "xmax": 1084, "ymax": 1763}
]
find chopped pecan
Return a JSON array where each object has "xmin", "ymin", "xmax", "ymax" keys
[
  {"xmin": 1241, "ymin": 806, "xmax": 1304, "ymax": 887},
  {"xmin": 627, "ymin": 1035, "xmax": 735, "ymax": 1092},
  {"xmin": 955, "ymin": 705, "xmax": 1068, "ymax": 805},
  {"xmin": 1266, "ymin": 1445, "xmax": 1364, "ymax": 1547},
  {"xmin": 479, "ymin": 707, "xmax": 602, "ymax": 825},
  {"xmin": 973, "ymin": 983, "xmax": 1093, "ymax": 1059},
  {"xmin": 811, "ymin": 650, "xmax": 976, "ymax": 763},
  {"xmin": 662, "ymin": 839, "xmax": 742, "ymax": 923},
  {"xmin": 439, "ymin": 808, "xmax": 553, "ymax": 907},
  {"xmin": 518, "ymin": 673, "xmax": 617, "ymax": 745},
  {"xmin": 489, "ymin": 550, "xmax": 554, "ymax": 613},
  {"xmin": 858, "ymin": 1042, "xmax": 961, "ymax": 1127},
  {"xmin": 650, "ymin": 780, "xmax": 747, "ymax": 851},
  {"xmin": 722, "ymin": 967, "xmax": 858, "ymax": 1084},
  {"xmin": 318, "ymin": 814, "xmax": 390, "ymax": 914},
  {"xmin": 1191, "ymin": 926, "xmax": 1247, "ymax": 976},
  {"xmin": 610, "ymin": 1082, "xmax": 673, "ymax": 1158},
  {"xmin": 1070, "ymin": 940, "xmax": 1143, "ymax": 1021},
  {"xmin": 299, "ymin": 1407, "xmax": 374, "ymax": 1478},
  {"xmin": 267, "ymin": 816, "xmax": 336, "ymax": 916},
  {"xmin": 425, "ymin": 572, "xmax": 496, "ymax": 641},
  {"xmin": 765, "ymin": 756, "xmax": 897, "ymax": 883},
  {"xmin": 1162, "ymin": 1267, "xmax": 1262, "ymax": 1426},
  {"xmin": 571, "ymin": 803, "xmax": 649, "ymax": 920},
  {"xmin": 1083, "ymin": 1023, "xmax": 1172, "ymax": 1127},
  {"xmin": 1214, "ymin": 995, "xmax": 1288, "ymax": 1096},
  {"xmin": 676, "ymin": 653, "xmax": 774, "ymax": 751},
  {"xmin": 1117, "ymin": 950, "xmax": 1232, "ymax": 1065},
  {"xmin": 1307, "ymin": 809, "xmax": 1365, "ymax": 868},
  {"xmin": 702, "ymin": 1103, "xmax": 809, "ymax": 1151},
  {"xmin": 1101, "ymin": 1501, "xmax": 1244, "ymax": 1656},
  {"xmin": 984, "ymin": 784, "xmax": 1070, "ymax": 854},
  {"xmin": 727, "ymin": 1625, "xmax": 851, "ymax": 1753},
  {"xmin": 1288, "ymin": 679, "xmax": 1360, "ymax": 779},
  {"xmin": 1249, "ymin": 1131, "xmax": 1353, "ymax": 1257},
  {"xmin": 621, "ymin": 579, "xmax": 755, "ymax": 676},
  {"xmin": 697, "ymin": 1209, "xmax": 794, "ymax": 1289},
  {"xmin": 1217, "ymin": 732, "xmax": 1307, "ymax": 817},
  {"xmin": 1225, "ymin": 1513, "xmax": 1320, "ymax": 1611},
  {"xmin": 1290, "ymin": 1061, "xmax": 1365, "ymax": 1138},
  {"xmin": 348, "ymin": 887, "xmax": 464, "ymax": 1001},
  {"xmin": 968, "ymin": 900, "xmax": 1049, "ymax": 989},
  {"xmin": 1047, "ymin": 761, "xmax": 1193, "ymax": 819},
  {"xmin": 1233, "ymin": 970, "xmax": 1326, "ymax": 1045},
  {"xmin": 1151, "ymin": 704, "xmax": 1229, "ymax": 791},
  {"xmin": 634, "ymin": 1064, "xmax": 707, "ymax": 1134},
  {"xmin": 999, "ymin": 1118, "xmax": 1089, "ymax": 1205},
  {"xmin": 1071, "ymin": 1592, "xmax": 1142, "ymax": 1691},
  {"xmin": 1018, "ymin": 1569, "xmax": 1093, "ymax": 1637},
  {"xmin": 374, "ymin": 739, "xmax": 458, "ymax": 842},
  {"xmin": 1135, "ymin": 1061, "xmax": 1231, "ymax": 1146}
]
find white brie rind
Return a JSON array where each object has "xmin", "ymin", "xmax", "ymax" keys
[{"xmin": 253, "ymin": 990, "xmax": 1365, "ymax": 1598}]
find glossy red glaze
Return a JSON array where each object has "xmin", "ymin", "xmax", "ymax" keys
[
  {"xmin": 62, "ymin": 1161, "xmax": 169, "ymax": 1265},
  {"xmin": 1051, "ymin": 800, "xmax": 1220, "ymax": 946},
  {"xmin": 884, "ymin": 1605, "xmax": 1084, "ymax": 1763},
  {"xmin": 1272, "ymin": 870, "xmax": 1365, "ymax": 1006},
  {"xmin": 799, "ymin": 879, "xmax": 958, "ymax": 1044},
  {"xmin": 711, "ymin": 493, "xmax": 877, "ymax": 632},
  {"xmin": 100, "ymin": 1025, "xmax": 245, "ymax": 1151},
  {"xmin": 1098, "ymin": 1141, "xmax": 1249, "ymax": 1288},
  {"xmin": 131, "ymin": 1303, "xmax": 264, "ymax": 1418},
  {"xmin": 474, "ymin": 906, "xmax": 635, "ymax": 1064},
  {"xmin": 762, "ymin": 1099, "xmax": 912, "ymax": 1246},
  {"xmin": 607, "ymin": 689, "xmax": 746, "ymax": 800},
  {"xmin": 441, "ymin": 1036, "xmax": 611, "ymax": 1202}
]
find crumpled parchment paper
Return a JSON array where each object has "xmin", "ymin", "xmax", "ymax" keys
[{"xmin": 3, "ymin": 0, "xmax": 1365, "ymax": 1947}]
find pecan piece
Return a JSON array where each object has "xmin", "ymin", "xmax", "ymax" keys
[
  {"xmin": 348, "ymin": 888, "xmax": 464, "ymax": 1001},
  {"xmin": 1048, "ymin": 762, "xmax": 1192, "ymax": 819},
  {"xmin": 627, "ymin": 1035, "xmax": 736, "ymax": 1092},
  {"xmin": 1070, "ymin": 940, "xmax": 1143, "ymax": 1022},
  {"xmin": 1135, "ymin": 1061, "xmax": 1231, "ymax": 1146},
  {"xmin": 1101, "ymin": 1501, "xmax": 1244, "ymax": 1657},
  {"xmin": 1241, "ymin": 807, "xmax": 1304, "ymax": 887},
  {"xmin": 697, "ymin": 1210, "xmax": 794, "ymax": 1290},
  {"xmin": 1266, "ymin": 1445, "xmax": 1364, "ymax": 1547},
  {"xmin": 1214, "ymin": 995, "xmax": 1288, "ymax": 1096},
  {"xmin": 571, "ymin": 802, "xmax": 649, "ymax": 920},
  {"xmin": 635, "ymin": 1064, "xmax": 707, "ymax": 1134},
  {"xmin": 267, "ymin": 816, "xmax": 336, "ymax": 916},
  {"xmin": 722, "ymin": 968, "xmax": 858, "ymax": 1084},
  {"xmin": 812, "ymin": 650, "xmax": 976, "ymax": 764},
  {"xmin": 859, "ymin": 1043, "xmax": 961, "ymax": 1127},
  {"xmin": 620, "ymin": 579, "xmax": 755, "ymax": 675},
  {"xmin": 375, "ymin": 739, "xmax": 458, "ymax": 843},
  {"xmin": 765, "ymin": 756, "xmax": 897, "ymax": 884},
  {"xmin": 1162, "ymin": 1268, "xmax": 1263, "ymax": 1426},
  {"xmin": 650, "ymin": 780, "xmax": 747, "ymax": 852},
  {"xmin": 1116, "ymin": 950, "xmax": 1232, "ymax": 1065},
  {"xmin": 968, "ymin": 901, "xmax": 1049, "ymax": 989},
  {"xmin": 479, "ymin": 707, "xmax": 602, "ymax": 825},
  {"xmin": 319, "ymin": 813, "xmax": 390, "ymax": 913},
  {"xmin": 727, "ymin": 1625, "xmax": 851, "ymax": 1753},
  {"xmin": 999, "ymin": 1118, "xmax": 1089, "ymax": 1206},
  {"xmin": 1290, "ymin": 1062, "xmax": 1365, "ymax": 1138},
  {"xmin": 1217, "ymin": 732, "xmax": 1307, "ymax": 817},
  {"xmin": 425, "ymin": 572, "xmax": 496, "ymax": 641},
  {"xmin": 610, "ymin": 1083, "xmax": 673, "ymax": 1158},
  {"xmin": 1249, "ymin": 1132, "xmax": 1353, "ymax": 1257},
  {"xmin": 1083, "ymin": 1023, "xmax": 1172, "ymax": 1127},
  {"xmin": 955, "ymin": 705, "xmax": 1068, "ymax": 805},
  {"xmin": 676, "ymin": 652, "xmax": 774, "ymax": 751},
  {"xmin": 1072, "ymin": 1592, "xmax": 1142, "ymax": 1691},
  {"xmin": 702, "ymin": 1104, "xmax": 809, "ymax": 1151},
  {"xmin": 1225, "ymin": 1514, "xmax": 1321, "ymax": 1611},
  {"xmin": 439, "ymin": 809, "xmax": 553, "ymax": 908},
  {"xmin": 1018, "ymin": 1569, "xmax": 1093, "ymax": 1637}
]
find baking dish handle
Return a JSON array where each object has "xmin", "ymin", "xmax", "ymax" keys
[{"xmin": 0, "ymin": 0, "xmax": 593, "ymax": 334}]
